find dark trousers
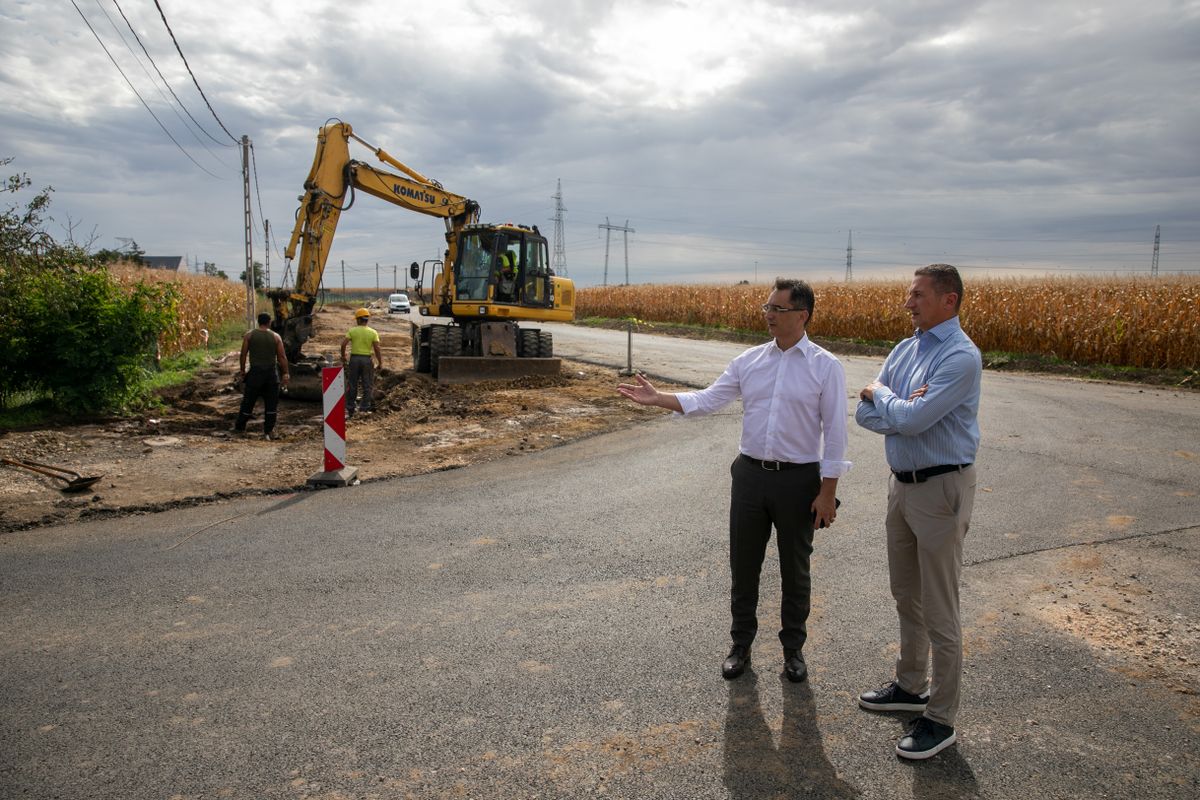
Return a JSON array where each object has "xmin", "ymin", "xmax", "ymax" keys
[
  {"xmin": 729, "ymin": 456, "xmax": 821, "ymax": 651},
  {"xmin": 236, "ymin": 366, "xmax": 280, "ymax": 434},
  {"xmin": 346, "ymin": 354, "xmax": 374, "ymax": 412}
]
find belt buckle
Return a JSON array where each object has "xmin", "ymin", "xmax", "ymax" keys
[{"xmin": 761, "ymin": 459, "xmax": 782, "ymax": 471}]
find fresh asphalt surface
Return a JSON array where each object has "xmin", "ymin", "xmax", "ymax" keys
[{"xmin": 2, "ymin": 323, "xmax": 1198, "ymax": 799}]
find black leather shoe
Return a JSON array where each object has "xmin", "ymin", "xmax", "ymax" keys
[
  {"xmin": 784, "ymin": 648, "xmax": 807, "ymax": 682},
  {"xmin": 722, "ymin": 644, "xmax": 750, "ymax": 679}
]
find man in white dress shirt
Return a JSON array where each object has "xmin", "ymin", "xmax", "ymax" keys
[{"xmin": 618, "ymin": 278, "xmax": 851, "ymax": 682}]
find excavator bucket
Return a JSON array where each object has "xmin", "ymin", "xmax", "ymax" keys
[
  {"xmin": 283, "ymin": 362, "xmax": 327, "ymax": 401},
  {"xmin": 436, "ymin": 357, "xmax": 561, "ymax": 385}
]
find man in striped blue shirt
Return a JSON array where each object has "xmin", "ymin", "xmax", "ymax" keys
[{"xmin": 855, "ymin": 264, "xmax": 982, "ymax": 761}]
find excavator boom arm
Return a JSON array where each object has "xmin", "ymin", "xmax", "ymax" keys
[
  {"xmin": 283, "ymin": 121, "xmax": 479, "ymax": 299},
  {"xmin": 273, "ymin": 121, "xmax": 480, "ymax": 363}
]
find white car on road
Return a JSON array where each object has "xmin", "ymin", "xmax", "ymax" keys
[{"xmin": 387, "ymin": 293, "xmax": 411, "ymax": 314}]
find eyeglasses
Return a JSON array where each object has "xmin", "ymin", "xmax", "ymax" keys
[{"xmin": 760, "ymin": 304, "xmax": 804, "ymax": 314}]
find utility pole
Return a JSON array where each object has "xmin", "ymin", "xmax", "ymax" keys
[
  {"xmin": 623, "ymin": 219, "xmax": 631, "ymax": 284},
  {"xmin": 551, "ymin": 179, "xmax": 568, "ymax": 276},
  {"xmin": 241, "ymin": 135, "xmax": 255, "ymax": 328},
  {"xmin": 393, "ymin": 264, "xmax": 398, "ymax": 291},
  {"xmin": 601, "ymin": 217, "xmax": 611, "ymax": 286},
  {"xmin": 376, "ymin": 262, "xmax": 380, "ymax": 295},
  {"xmin": 1151, "ymin": 224, "xmax": 1161, "ymax": 277},
  {"xmin": 598, "ymin": 217, "xmax": 635, "ymax": 285},
  {"xmin": 263, "ymin": 219, "xmax": 271, "ymax": 290},
  {"xmin": 845, "ymin": 230, "xmax": 853, "ymax": 282},
  {"xmin": 341, "ymin": 259, "xmax": 346, "ymax": 298}
]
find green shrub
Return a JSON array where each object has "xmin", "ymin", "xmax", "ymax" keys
[{"xmin": 0, "ymin": 257, "xmax": 178, "ymax": 413}]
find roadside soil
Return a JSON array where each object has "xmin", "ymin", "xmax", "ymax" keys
[{"xmin": 0, "ymin": 307, "xmax": 674, "ymax": 533}]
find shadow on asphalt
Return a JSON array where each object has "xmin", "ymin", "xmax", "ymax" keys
[
  {"xmin": 907, "ymin": 746, "xmax": 981, "ymax": 799},
  {"xmin": 723, "ymin": 669, "xmax": 859, "ymax": 798},
  {"xmin": 255, "ymin": 490, "xmax": 322, "ymax": 516}
]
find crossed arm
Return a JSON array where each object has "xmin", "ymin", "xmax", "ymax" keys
[{"xmin": 856, "ymin": 351, "xmax": 976, "ymax": 436}]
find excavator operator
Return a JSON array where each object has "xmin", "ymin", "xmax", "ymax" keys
[{"xmin": 495, "ymin": 251, "xmax": 518, "ymax": 302}]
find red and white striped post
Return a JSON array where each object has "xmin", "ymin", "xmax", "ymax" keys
[{"xmin": 306, "ymin": 366, "xmax": 359, "ymax": 487}]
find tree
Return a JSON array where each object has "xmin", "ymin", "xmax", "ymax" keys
[
  {"xmin": 113, "ymin": 238, "xmax": 146, "ymax": 265},
  {"xmin": 90, "ymin": 239, "xmax": 145, "ymax": 266},
  {"xmin": 1, "ymin": 157, "xmax": 55, "ymax": 258},
  {"xmin": 239, "ymin": 260, "xmax": 264, "ymax": 289},
  {"xmin": 92, "ymin": 248, "xmax": 128, "ymax": 265},
  {"xmin": 203, "ymin": 262, "xmax": 229, "ymax": 281}
]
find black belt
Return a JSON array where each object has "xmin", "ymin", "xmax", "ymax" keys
[
  {"xmin": 739, "ymin": 454, "xmax": 817, "ymax": 472},
  {"xmin": 892, "ymin": 464, "xmax": 971, "ymax": 483}
]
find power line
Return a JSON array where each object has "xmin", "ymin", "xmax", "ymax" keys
[
  {"xmin": 152, "ymin": 0, "xmax": 239, "ymax": 145},
  {"xmin": 249, "ymin": 143, "xmax": 284, "ymax": 262},
  {"xmin": 93, "ymin": 0, "xmax": 233, "ymax": 173},
  {"xmin": 70, "ymin": 0, "xmax": 223, "ymax": 179},
  {"xmin": 109, "ymin": 0, "xmax": 232, "ymax": 150},
  {"xmin": 598, "ymin": 217, "xmax": 635, "ymax": 285}
]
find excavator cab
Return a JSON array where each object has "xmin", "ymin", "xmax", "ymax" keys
[
  {"xmin": 454, "ymin": 231, "xmax": 494, "ymax": 301},
  {"xmin": 452, "ymin": 225, "xmax": 553, "ymax": 308}
]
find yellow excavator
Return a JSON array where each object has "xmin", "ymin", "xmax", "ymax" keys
[{"xmin": 270, "ymin": 120, "xmax": 575, "ymax": 394}]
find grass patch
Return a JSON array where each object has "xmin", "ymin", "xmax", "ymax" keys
[
  {"xmin": 981, "ymin": 350, "xmax": 1198, "ymax": 388},
  {"xmin": 0, "ymin": 390, "xmax": 55, "ymax": 429},
  {"xmin": 145, "ymin": 317, "xmax": 246, "ymax": 394}
]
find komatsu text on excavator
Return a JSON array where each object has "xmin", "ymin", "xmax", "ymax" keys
[{"xmin": 269, "ymin": 120, "xmax": 575, "ymax": 393}]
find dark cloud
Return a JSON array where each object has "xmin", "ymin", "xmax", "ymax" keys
[{"xmin": 1, "ymin": 1, "xmax": 1197, "ymax": 285}]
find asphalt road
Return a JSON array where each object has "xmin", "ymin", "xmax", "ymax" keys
[{"xmin": 2, "ymin": 324, "xmax": 1198, "ymax": 799}]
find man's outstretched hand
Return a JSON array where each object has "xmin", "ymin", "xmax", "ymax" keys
[{"xmin": 617, "ymin": 373, "xmax": 659, "ymax": 406}]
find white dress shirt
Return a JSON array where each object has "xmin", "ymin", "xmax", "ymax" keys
[{"xmin": 677, "ymin": 335, "xmax": 852, "ymax": 479}]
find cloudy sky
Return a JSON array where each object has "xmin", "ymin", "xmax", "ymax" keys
[{"xmin": 2, "ymin": 0, "xmax": 1198, "ymax": 287}]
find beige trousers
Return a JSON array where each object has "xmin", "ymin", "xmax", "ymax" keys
[{"xmin": 885, "ymin": 465, "xmax": 976, "ymax": 727}]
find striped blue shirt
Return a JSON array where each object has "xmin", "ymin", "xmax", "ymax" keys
[{"xmin": 854, "ymin": 316, "xmax": 981, "ymax": 471}]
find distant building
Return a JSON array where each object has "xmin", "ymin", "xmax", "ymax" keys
[{"xmin": 143, "ymin": 256, "xmax": 185, "ymax": 271}]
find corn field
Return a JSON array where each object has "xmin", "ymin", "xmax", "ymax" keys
[
  {"xmin": 110, "ymin": 265, "xmax": 244, "ymax": 356},
  {"xmin": 577, "ymin": 276, "xmax": 1200, "ymax": 370}
]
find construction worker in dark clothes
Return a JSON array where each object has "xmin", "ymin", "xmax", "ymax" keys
[
  {"xmin": 340, "ymin": 308, "xmax": 382, "ymax": 417},
  {"xmin": 236, "ymin": 312, "xmax": 290, "ymax": 440}
]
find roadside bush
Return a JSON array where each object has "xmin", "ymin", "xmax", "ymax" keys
[
  {"xmin": 1, "ymin": 158, "xmax": 182, "ymax": 414},
  {"xmin": 0, "ymin": 256, "xmax": 178, "ymax": 413}
]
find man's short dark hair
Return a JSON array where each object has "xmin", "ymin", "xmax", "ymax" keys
[
  {"xmin": 774, "ymin": 277, "xmax": 815, "ymax": 317},
  {"xmin": 257, "ymin": 312, "xmax": 271, "ymax": 326},
  {"xmin": 914, "ymin": 264, "xmax": 964, "ymax": 311}
]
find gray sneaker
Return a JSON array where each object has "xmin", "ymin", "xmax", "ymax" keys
[{"xmin": 858, "ymin": 680, "xmax": 929, "ymax": 711}]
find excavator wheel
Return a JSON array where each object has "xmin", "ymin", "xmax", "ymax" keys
[
  {"xmin": 412, "ymin": 326, "xmax": 431, "ymax": 373},
  {"xmin": 518, "ymin": 329, "xmax": 539, "ymax": 358},
  {"xmin": 536, "ymin": 330, "xmax": 554, "ymax": 358},
  {"xmin": 428, "ymin": 324, "xmax": 464, "ymax": 378}
]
